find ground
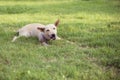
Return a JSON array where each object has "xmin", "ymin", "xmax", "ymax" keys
[{"xmin": 0, "ymin": 0, "xmax": 120, "ymax": 80}]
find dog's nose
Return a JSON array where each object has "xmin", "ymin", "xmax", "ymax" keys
[{"xmin": 51, "ymin": 34, "xmax": 55, "ymax": 37}]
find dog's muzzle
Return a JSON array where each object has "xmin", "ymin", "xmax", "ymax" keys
[{"xmin": 50, "ymin": 34, "xmax": 56, "ymax": 40}]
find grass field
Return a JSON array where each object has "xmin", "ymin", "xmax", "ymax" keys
[{"xmin": 0, "ymin": 0, "xmax": 120, "ymax": 80}]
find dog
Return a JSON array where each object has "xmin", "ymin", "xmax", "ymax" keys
[{"xmin": 12, "ymin": 19, "xmax": 61, "ymax": 46}]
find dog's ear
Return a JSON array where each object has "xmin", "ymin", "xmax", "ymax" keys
[
  {"xmin": 54, "ymin": 19, "xmax": 60, "ymax": 27},
  {"xmin": 37, "ymin": 27, "xmax": 45, "ymax": 32}
]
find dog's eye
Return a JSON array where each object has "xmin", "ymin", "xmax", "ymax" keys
[
  {"xmin": 53, "ymin": 28, "xmax": 55, "ymax": 30},
  {"xmin": 46, "ymin": 29, "xmax": 50, "ymax": 31}
]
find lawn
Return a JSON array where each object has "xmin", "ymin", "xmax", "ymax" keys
[{"xmin": 0, "ymin": 0, "xmax": 120, "ymax": 80}]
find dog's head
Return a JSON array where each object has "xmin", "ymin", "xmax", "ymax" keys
[{"xmin": 37, "ymin": 19, "xmax": 59, "ymax": 40}]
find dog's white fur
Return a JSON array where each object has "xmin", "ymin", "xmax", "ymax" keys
[{"xmin": 12, "ymin": 20, "xmax": 60, "ymax": 46}]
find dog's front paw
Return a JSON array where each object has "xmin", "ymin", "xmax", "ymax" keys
[
  {"xmin": 56, "ymin": 36, "xmax": 61, "ymax": 40},
  {"xmin": 42, "ymin": 42, "xmax": 49, "ymax": 46}
]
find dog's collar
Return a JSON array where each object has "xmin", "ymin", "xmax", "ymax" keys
[{"xmin": 42, "ymin": 34, "xmax": 49, "ymax": 41}]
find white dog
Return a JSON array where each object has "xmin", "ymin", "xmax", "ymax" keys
[{"xmin": 12, "ymin": 20, "xmax": 61, "ymax": 46}]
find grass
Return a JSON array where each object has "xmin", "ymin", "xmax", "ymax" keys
[{"xmin": 0, "ymin": 0, "xmax": 120, "ymax": 80}]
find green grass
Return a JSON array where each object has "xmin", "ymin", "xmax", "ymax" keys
[{"xmin": 0, "ymin": 0, "xmax": 120, "ymax": 80}]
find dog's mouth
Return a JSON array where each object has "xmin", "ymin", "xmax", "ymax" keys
[{"xmin": 51, "ymin": 37, "xmax": 56, "ymax": 40}]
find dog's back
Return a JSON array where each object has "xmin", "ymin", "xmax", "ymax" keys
[{"xmin": 18, "ymin": 23, "xmax": 45, "ymax": 37}]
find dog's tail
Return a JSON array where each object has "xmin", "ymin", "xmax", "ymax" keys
[{"xmin": 14, "ymin": 31, "xmax": 19, "ymax": 36}]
